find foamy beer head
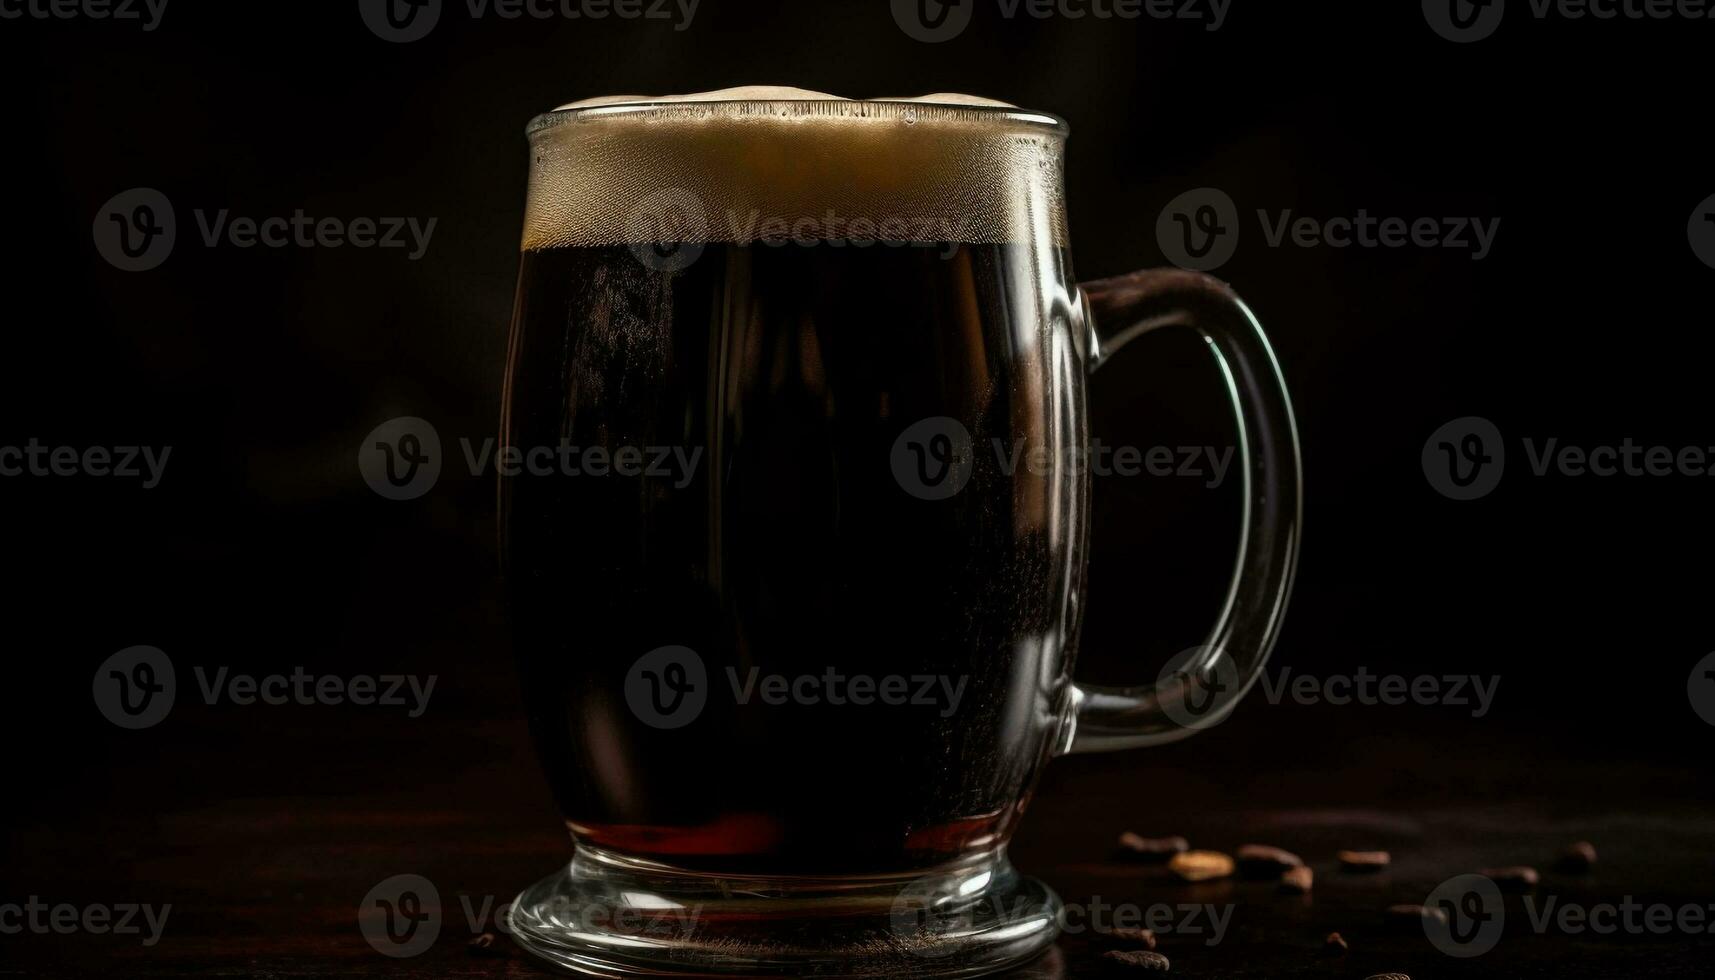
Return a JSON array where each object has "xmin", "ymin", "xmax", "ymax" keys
[{"xmin": 521, "ymin": 86, "xmax": 1069, "ymax": 251}]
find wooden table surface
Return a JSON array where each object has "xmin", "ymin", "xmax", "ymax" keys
[{"xmin": 6, "ymin": 707, "xmax": 1711, "ymax": 979}]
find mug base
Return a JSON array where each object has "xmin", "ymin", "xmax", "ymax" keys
[{"xmin": 509, "ymin": 844, "xmax": 1061, "ymax": 978}]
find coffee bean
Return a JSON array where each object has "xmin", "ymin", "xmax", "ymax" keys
[
  {"xmin": 1101, "ymin": 949, "xmax": 1170, "ymax": 972},
  {"xmin": 1235, "ymin": 844, "xmax": 1303, "ymax": 878},
  {"xmin": 1320, "ymin": 931, "xmax": 1348, "ymax": 956},
  {"xmin": 1279, "ymin": 865, "xmax": 1313, "ymax": 894},
  {"xmin": 1104, "ymin": 927, "xmax": 1157, "ymax": 949},
  {"xmin": 1338, "ymin": 849, "xmax": 1391, "ymax": 872},
  {"xmin": 1168, "ymin": 850, "xmax": 1234, "ymax": 882},
  {"xmin": 1117, "ymin": 833, "xmax": 1190, "ymax": 862},
  {"xmin": 1481, "ymin": 866, "xmax": 1539, "ymax": 892},
  {"xmin": 1555, "ymin": 841, "xmax": 1598, "ymax": 873},
  {"xmin": 1387, "ymin": 904, "xmax": 1448, "ymax": 928},
  {"xmin": 467, "ymin": 932, "xmax": 504, "ymax": 958}
]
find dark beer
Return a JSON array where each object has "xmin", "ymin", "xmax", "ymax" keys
[
  {"xmin": 501, "ymin": 91, "xmax": 1302, "ymax": 980},
  {"xmin": 503, "ymin": 239, "xmax": 1084, "ymax": 875},
  {"xmin": 501, "ymin": 95, "xmax": 1083, "ymax": 877}
]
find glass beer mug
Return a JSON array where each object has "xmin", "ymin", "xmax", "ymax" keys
[{"xmin": 498, "ymin": 88, "xmax": 1301, "ymax": 978}]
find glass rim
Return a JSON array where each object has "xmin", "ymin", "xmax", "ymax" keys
[{"xmin": 525, "ymin": 98, "xmax": 1069, "ymax": 139}]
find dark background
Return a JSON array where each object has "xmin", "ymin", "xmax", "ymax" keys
[{"xmin": 2, "ymin": 1, "xmax": 1711, "ymax": 977}]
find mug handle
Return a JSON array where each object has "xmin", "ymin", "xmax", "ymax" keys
[{"xmin": 1059, "ymin": 268, "xmax": 1303, "ymax": 753}]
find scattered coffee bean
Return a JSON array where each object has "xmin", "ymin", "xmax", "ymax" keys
[
  {"xmin": 467, "ymin": 932, "xmax": 503, "ymax": 957},
  {"xmin": 1482, "ymin": 866, "xmax": 1539, "ymax": 892},
  {"xmin": 1117, "ymin": 833, "xmax": 1190, "ymax": 862},
  {"xmin": 1168, "ymin": 850, "xmax": 1235, "ymax": 882},
  {"xmin": 1101, "ymin": 949, "xmax": 1170, "ymax": 972},
  {"xmin": 1364, "ymin": 974, "xmax": 1410, "ymax": 980},
  {"xmin": 1320, "ymin": 931, "xmax": 1348, "ymax": 956},
  {"xmin": 1338, "ymin": 849, "xmax": 1391, "ymax": 872},
  {"xmin": 1387, "ymin": 904, "xmax": 1448, "ymax": 928},
  {"xmin": 1104, "ymin": 927, "xmax": 1157, "ymax": 949},
  {"xmin": 1236, "ymin": 844, "xmax": 1303, "ymax": 878},
  {"xmin": 1556, "ymin": 841, "xmax": 1598, "ymax": 873},
  {"xmin": 1279, "ymin": 865, "xmax": 1313, "ymax": 894}
]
